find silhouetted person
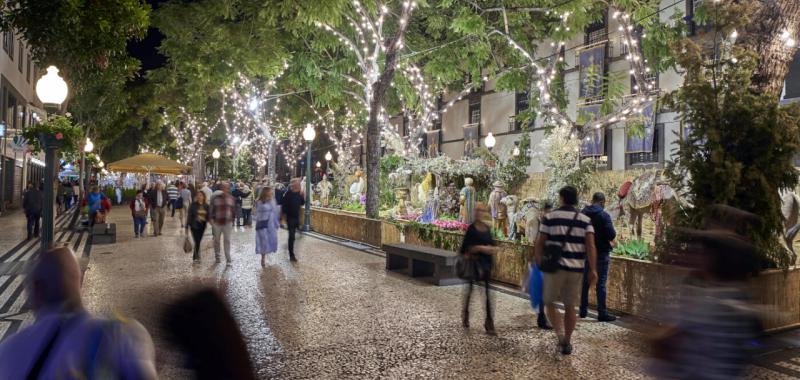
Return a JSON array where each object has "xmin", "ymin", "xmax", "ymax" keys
[
  {"xmin": 0, "ymin": 247, "xmax": 156, "ymax": 378},
  {"xmin": 22, "ymin": 182, "xmax": 42, "ymax": 240},
  {"xmin": 280, "ymin": 179, "xmax": 304, "ymax": 262},
  {"xmin": 161, "ymin": 288, "xmax": 256, "ymax": 380}
]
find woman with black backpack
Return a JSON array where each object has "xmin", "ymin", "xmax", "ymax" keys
[{"xmin": 459, "ymin": 203, "xmax": 499, "ymax": 335}]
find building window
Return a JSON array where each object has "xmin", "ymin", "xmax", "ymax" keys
[
  {"xmin": 18, "ymin": 42, "xmax": 23, "ymax": 72},
  {"xmin": 5, "ymin": 34, "xmax": 13, "ymax": 60},
  {"xmin": 584, "ymin": 11, "xmax": 607, "ymax": 45},
  {"xmin": 468, "ymin": 101, "xmax": 481, "ymax": 125},
  {"xmin": 627, "ymin": 123, "xmax": 663, "ymax": 166},
  {"xmin": 2, "ymin": 33, "xmax": 7, "ymax": 53},
  {"xmin": 512, "ymin": 91, "xmax": 531, "ymax": 131},
  {"xmin": 631, "ymin": 72, "xmax": 659, "ymax": 95},
  {"xmin": 26, "ymin": 55, "xmax": 30, "ymax": 83}
]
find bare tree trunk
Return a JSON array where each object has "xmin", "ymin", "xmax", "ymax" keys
[{"xmin": 736, "ymin": 0, "xmax": 800, "ymax": 98}]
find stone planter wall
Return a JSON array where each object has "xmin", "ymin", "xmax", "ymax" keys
[{"xmin": 308, "ymin": 207, "xmax": 800, "ymax": 331}]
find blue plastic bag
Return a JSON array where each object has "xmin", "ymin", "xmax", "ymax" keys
[{"xmin": 528, "ymin": 264, "xmax": 544, "ymax": 313}]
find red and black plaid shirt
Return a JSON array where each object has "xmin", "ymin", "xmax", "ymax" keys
[{"xmin": 210, "ymin": 193, "xmax": 236, "ymax": 225}]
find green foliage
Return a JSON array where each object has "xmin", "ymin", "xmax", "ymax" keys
[
  {"xmin": 612, "ymin": 239, "xmax": 651, "ymax": 260},
  {"xmin": 342, "ymin": 202, "xmax": 365, "ymax": 213},
  {"xmin": 22, "ymin": 116, "xmax": 83, "ymax": 154},
  {"xmin": 664, "ymin": 39, "xmax": 800, "ymax": 268}
]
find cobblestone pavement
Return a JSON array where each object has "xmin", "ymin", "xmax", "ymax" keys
[{"xmin": 0, "ymin": 206, "xmax": 794, "ymax": 379}]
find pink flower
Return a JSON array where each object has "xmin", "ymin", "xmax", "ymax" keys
[{"xmin": 55, "ymin": 133, "xmax": 63, "ymax": 140}]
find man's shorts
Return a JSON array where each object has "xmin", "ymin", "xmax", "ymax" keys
[{"xmin": 542, "ymin": 270, "xmax": 583, "ymax": 307}]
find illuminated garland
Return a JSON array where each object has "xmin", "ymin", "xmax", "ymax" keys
[
  {"xmin": 166, "ymin": 108, "xmax": 215, "ymax": 165},
  {"xmin": 316, "ymin": 0, "xmax": 418, "ymax": 149}
]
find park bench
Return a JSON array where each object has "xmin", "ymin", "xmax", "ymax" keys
[
  {"xmin": 91, "ymin": 223, "xmax": 116, "ymax": 244},
  {"xmin": 382, "ymin": 243, "xmax": 463, "ymax": 286}
]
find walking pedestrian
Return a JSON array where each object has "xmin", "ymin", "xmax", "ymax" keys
[
  {"xmin": 240, "ymin": 184, "xmax": 253, "ymax": 227},
  {"xmin": 460, "ymin": 203, "xmax": 500, "ymax": 335},
  {"xmin": 233, "ymin": 182, "xmax": 249, "ymax": 227},
  {"xmin": 147, "ymin": 182, "xmax": 169, "ymax": 236},
  {"xmin": 177, "ymin": 182, "xmax": 192, "ymax": 228},
  {"xmin": 200, "ymin": 182, "xmax": 213, "ymax": 206},
  {"xmin": 22, "ymin": 182, "xmax": 42, "ymax": 240},
  {"xmin": 64, "ymin": 181, "xmax": 74, "ymax": 210},
  {"xmin": 115, "ymin": 185, "xmax": 123, "ymax": 205},
  {"xmin": 0, "ymin": 247, "xmax": 157, "ymax": 379},
  {"xmin": 144, "ymin": 183, "xmax": 156, "ymax": 225},
  {"xmin": 279, "ymin": 179, "xmax": 304, "ymax": 262},
  {"xmin": 580, "ymin": 192, "xmax": 618, "ymax": 322},
  {"xmin": 186, "ymin": 191, "xmax": 210, "ymax": 262},
  {"xmin": 534, "ymin": 186, "xmax": 597, "ymax": 355},
  {"xmin": 130, "ymin": 190, "xmax": 149, "ymax": 238},
  {"xmin": 167, "ymin": 181, "xmax": 179, "ymax": 217},
  {"xmin": 84, "ymin": 186, "xmax": 107, "ymax": 228},
  {"xmin": 254, "ymin": 186, "xmax": 279, "ymax": 267},
  {"xmin": 71, "ymin": 181, "xmax": 80, "ymax": 206},
  {"xmin": 210, "ymin": 182, "xmax": 235, "ymax": 265}
]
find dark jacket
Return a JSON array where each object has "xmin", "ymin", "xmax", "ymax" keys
[
  {"xmin": 280, "ymin": 190, "xmax": 304, "ymax": 220},
  {"xmin": 186, "ymin": 202, "xmax": 210, "ymax": 230},
  {"xmin": 581, "ymin": 204, "xmax": 617, "ymax": 255},
  {"xmin": 146, "ymin": 189, "xmax": 170, "ymax": 208},
  {"xmin": 22, "ymin": 188, "xmax": 42, "ymax": 214}
]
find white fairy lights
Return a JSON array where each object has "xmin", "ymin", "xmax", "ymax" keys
[{"xmin": 316, "ymin": 0, "xmax": 418, "ymax": 149}]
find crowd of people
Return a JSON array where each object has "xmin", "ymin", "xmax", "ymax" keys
[
  {"xmin": 8, "ymin": 177, "xmax": 763, "ymax": 378},
  {"xmin": 126, "ymin": 178, "xmax": 300, "ymax": 267}
]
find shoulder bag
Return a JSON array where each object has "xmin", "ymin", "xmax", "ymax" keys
[{"xmin": 540, "ymin": 212, "xmax": 580, "ymax": 273}]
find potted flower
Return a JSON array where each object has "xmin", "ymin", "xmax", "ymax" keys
[{"xmin": 21, "ymin": 116, "xmax": 82, "ymax": 153}]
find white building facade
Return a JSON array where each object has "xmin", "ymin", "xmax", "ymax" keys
[{"xmin": 0, "ymin": 28, "xmax": 46, "ymax": 211}]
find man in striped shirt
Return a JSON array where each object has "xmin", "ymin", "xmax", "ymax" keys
[
  {"xmin": 534, "ymin": 186, "xmax": 597, "ymax": 355},
  {"xmin": 167, "ymin": 181, "xmax": 179, "ymax": 217}
]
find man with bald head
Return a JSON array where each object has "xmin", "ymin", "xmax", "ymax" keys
[{"xmin": 0, "ymin": 247, "xmax": 157, "ymax": 379}]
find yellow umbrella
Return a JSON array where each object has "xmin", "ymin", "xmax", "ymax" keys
[{"xmin": 106, "ymin": 153, "xmax": 191, "ymax": 175}]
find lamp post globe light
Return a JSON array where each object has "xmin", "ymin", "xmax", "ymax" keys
[
  {"xmin": 212, "ymin": 148, "xmax": 221, "ymax": 179},
  {"xmin": 324, "ymin": 151, "xmax": 333, "ymax": 173},
  {"xmin": 302, "ymin": 124, "xmax": 316, "ymax": 232},
  {"xmin": 485, "ymin": 132, "xmax": 496, "ymax": 152},
  {"xmin": 35, "ymin": 66, "xmax": 68, "ymax": 252}
]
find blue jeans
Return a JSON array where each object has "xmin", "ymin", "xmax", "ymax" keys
[
  {"xmin": 580, "ymin": 254, "xmax": 611, "ymax": 316},
  {"xmin": 133, "ymin": 217, "xmax": 146, "ymax": 236}
]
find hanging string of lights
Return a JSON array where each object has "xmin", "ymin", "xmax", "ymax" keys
[
  {"xmin": 166, "ymin": 107, "xmax": 216, "ymax": 165},
  {"xmin": 495, "ymin": 7, "xmax": 657, "ymax": 135},
  {"xmin": 316, "ymin": 0, "xmax": 418, "ymax": 147}
]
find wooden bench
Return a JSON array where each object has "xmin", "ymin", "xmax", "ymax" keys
[
  {"xmin": 91, "ymin": 223, "xmax": 116, "ymax": 244},
  {"xmin": 383, "ymin": 243, "xmax": 463, "ymax": 286}
]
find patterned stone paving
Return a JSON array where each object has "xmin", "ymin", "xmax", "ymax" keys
[{"xmin": 0, "ymin": 207, "xmax": 797, "ymax": 378}]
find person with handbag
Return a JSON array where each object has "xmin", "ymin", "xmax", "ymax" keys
[
  {"xmin": 186, "ymin": 191, "xmax": 210, "ymax": 262},
  {"xmin": 254, "ymin": 187, "xmax": 279, "ymax": 267},
  {"xmin": 130, "ymin": 190, "xmax": 150, "ymax": 238},
  {"xmin": 534, "ymin": 186, "xmax": 597, "ymax": 355},
  {"xmin": 459, "ymin": 203, "xmax": 500, "ymax": 335}
]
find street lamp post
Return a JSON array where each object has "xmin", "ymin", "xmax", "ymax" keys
[
  {"xmin": 302, "ymin": 124, "xmax": 316, "ymax": 232},
  {"xmin": 324, "ymin": 151, "xmax": 332, "ymax": 173},
  {"xmin": 35, "ymin": 66, "xmax": 68, "ymax": 252},
  {"xmin": 212, "ymin": 148, "xmax": 220, "ymax": 179}
]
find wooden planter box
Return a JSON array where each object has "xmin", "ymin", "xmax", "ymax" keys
[{"xmin": 308, "ymin": 208, "xmax": 800, "ymax": 331}]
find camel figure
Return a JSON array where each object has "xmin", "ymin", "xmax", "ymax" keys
[
  {"xmin": 510, "ymin": 198, "xmax": 543, "ymax": 242},
  {"xmin": 611, "ymin": 171, "xmax": 686, "ymax": 241}
]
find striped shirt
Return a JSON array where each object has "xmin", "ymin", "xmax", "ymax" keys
[
  {"xmin": 539, "ymin": 206, "xmax": 595, "ymax": 272},
  {"xmin": 166, "ymin": 185, "xmax": 179, "ymax": 200}
]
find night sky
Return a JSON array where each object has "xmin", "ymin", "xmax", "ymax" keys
[{"xmin": 126, "ymin": 0, "xmax": 167, "ymax": 74}]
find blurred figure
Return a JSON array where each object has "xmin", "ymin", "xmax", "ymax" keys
[
  {"xmin": 148, "ymin": 182, "xmax": 169, "ymax": 236},
  {"xmin": 177, "ymin": 181, "xmax": 192, "ymax": 228},
  {"xmin": 534, "ymin": 186, "xmax": 597, "ymax": 355},
  {"xmin": 186, "ymin": 190, "xmax": 210, "ymax": 262},
  {"xmin": 167, "ymin": 180, "xmax": 179, "ymax": 217},
  {"xmin": 254, "ymin": 186, "xmax": 279, "ymax": 267},
  {"xmin": 210, "ymin": 183, "xmax": 236, "ymax": 265},
  {"xmin": 161, "ymin": 288, "xmax": 256, "ymax": 380},
  {"xmin": 280, "ymin": 179, "xmax": 304, "ymax": 262},
  {"xmin": 535, "ymin": 201, "xmax": 554, "ymax": 330},
  {"xmin": 200, "ymin": 182, "xmax": 213, "ymax": 206},
  {"xmin": 651, "ymin": 205, "xmax": 763, "ymax": 379},
  {"xmin": 460, "ymin": 203, "xmax": 500, "ymax": 335},
  {"xmin": 129, "ymin": 190, "xmax": 149, "ymax": 238},
  {"xmin": 0, "ymin": 247, "xmax": 156, "ymax": 379},
  {"xmin": 580, "ymin": 192, "xmax": 618, "ymax": 322},
  {"xmin": 22, "ymin": 182, "xmax": 42, "ymax": 240},
  {"xmin": 240, "ymin": 183, "xmax": 253, "ymax": 227}
]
